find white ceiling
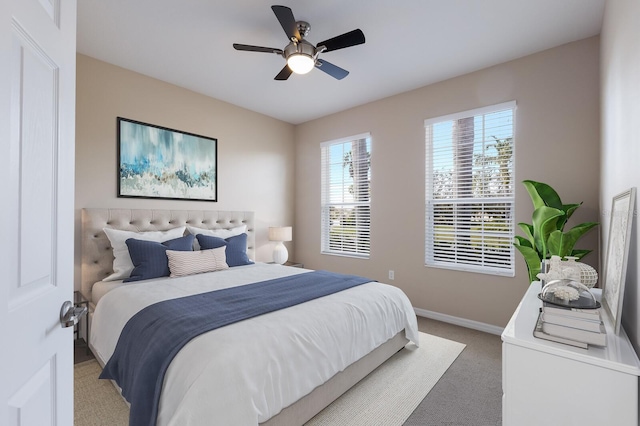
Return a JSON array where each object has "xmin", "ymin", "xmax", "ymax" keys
[{"xmin": 77, "ymin": 0, "xmax": 605, "ymax": 125}]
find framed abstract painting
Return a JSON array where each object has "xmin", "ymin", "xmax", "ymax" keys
[
  {"xmin": 117, "ymin": 117, "xmax": 218, "ymax": 201},
  {"xmin": 602, "ymin": 187, "xmax": 636, "ymax": 334}
]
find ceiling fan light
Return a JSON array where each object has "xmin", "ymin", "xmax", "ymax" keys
[{"xmin": 287, "ymin": 53, "xmax": 315, "ymax": 74}]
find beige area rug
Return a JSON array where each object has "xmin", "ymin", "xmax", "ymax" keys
[{"xmin": 74, "ymin": 332, "xmax": 465, "ymax": 426}]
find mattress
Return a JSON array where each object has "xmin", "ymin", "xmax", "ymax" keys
[
  {"xmin": 91, "ymin": 279, "xmax": 128, "ymax": 306},
  {"xmin": 90, "ymin": 263, "xmax": 419, "ymax": 425}
]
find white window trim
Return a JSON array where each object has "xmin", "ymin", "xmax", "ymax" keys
[
  {"xmin": 320, "ymin": 133, "xmax": 372, "ymax": 258},
  {"xmin": 424, "ymin": 102, "xmax": 516, "ymax": 277},
  {"xmin": 320, "ymin": 132, "xmax": 371, "ymax": 149},
  {"xmin": 424, "ymin": 101, "xmax": 517, "ymax": 126}
]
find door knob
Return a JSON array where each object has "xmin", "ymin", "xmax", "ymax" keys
[{"xmin": 59, "ymin": 301, "xmax": 88, "ymax": 328}]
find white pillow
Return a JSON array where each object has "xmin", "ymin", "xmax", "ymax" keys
[
  {"xmin": 167, "ymin": 246, "xmax": 229, "ymax": 277},
  {"xmin": 102, "ymin": 226, "xmax": 186, "ymax": 281},
  {"xmin": 186, "ymin": 224, "xmax": 247, "ymax": 250}
]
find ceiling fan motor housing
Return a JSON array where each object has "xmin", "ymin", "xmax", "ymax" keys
[{"xmin": 284, "ymin": 39, "xmax": 316, "ymax": 61}]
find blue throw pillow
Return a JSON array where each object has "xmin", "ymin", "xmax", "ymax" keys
[
  {"xmin": 196, "ymin": 233, "xmax": 253, "ymax": 267},
  {"xmin": 124, "ymin": 234, "xmax": 194, "ymax": 282}
]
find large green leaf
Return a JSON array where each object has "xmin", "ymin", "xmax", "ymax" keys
[
  {"xmin": 517, "ymin": 223, "xmax": 535, "ymax": 247},
  {"xmin": 531, "ymin": 206, "xmax": 565, "ymax": 258},
  {"xmin": 546, "ymin": 222, "xmax": 598, "ymax": 258},
  {"xmin": 563, "ymin": 203, "xmax": 582, "ymax": 220},
  {"xmin": 514, "ymin": 242, "xmax": 543, "ymax": 283},
  {"xmin": 514, "ymin": 235, "xmax": 533, "ymax": 248},
  {"xmin": 557, "ymin": 203, "xmax": 582, "ymax": 229},
  {"xmin": 522, "ymin": 180, "xmax": 563, "ymax": 210}
]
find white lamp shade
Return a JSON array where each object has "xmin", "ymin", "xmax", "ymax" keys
[{"xmin": 269, "ymin": 226, "xmax": 292, "ymax": 242}]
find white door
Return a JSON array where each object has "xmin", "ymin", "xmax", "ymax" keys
[{"xmin": 1, "ymin": 0, "xmax": 77, "ymax": 425}]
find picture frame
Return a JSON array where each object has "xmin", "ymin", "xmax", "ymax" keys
[
  {"xmin": 117, "ymin": 117, "xmax": 217, "ymax": 202},
  {"xmin": 602, "ymin": 187, "xmax": 636, "ymax": 335}
]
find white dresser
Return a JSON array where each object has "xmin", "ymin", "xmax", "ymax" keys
[{"xmin": 501, "ymin": 282, "xmax": 640, "ymax": 426}]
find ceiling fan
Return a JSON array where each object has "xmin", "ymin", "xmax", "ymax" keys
[{"xmin": 233, "ymin": 5, "xmax": 365, "ymax": 81}]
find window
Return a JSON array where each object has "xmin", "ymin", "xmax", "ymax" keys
[
  {"xmin": 425, "ymin": 102, "xmax": 515, "ymax": 276},
  {"xmin": 321, "ymin": 133, "xmax": 371, "ymax": 258}
]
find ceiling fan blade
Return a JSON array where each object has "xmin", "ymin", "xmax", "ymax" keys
[
  {"xmin": 315, "ymin": 59, "xmax": 349, "ymax": 80},
  {"xmin": 271, "ymin": 5, "xmax": 301, "ymax": 41},
  {"xmin": 316, "ymin": 29, "xmax": 365, "ymax": 53},
  {"xmin": 233, "ymin": 43, "xmax": 283, "ymax": 55},
  {"xmin": 275, "ymin": 65, "xmax": 293, "ymax": 80}
]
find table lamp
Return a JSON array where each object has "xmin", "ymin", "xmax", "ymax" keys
[{"xmin": 268, "ymin": 226, "xmax": 292, "ymax": 264}]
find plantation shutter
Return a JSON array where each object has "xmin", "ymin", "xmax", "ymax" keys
[
  {"xmin": 425, "ymin": 102, "xmax": 516, "ymax": 276},
  {"xmin": 321, "ymin": 133, "xmax": 371, "ymax": 257}
]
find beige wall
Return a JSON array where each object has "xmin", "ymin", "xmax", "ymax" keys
[
  {"xmin": 600, "ymin": 0, "xmax": 640, "ymax": 352},
  {"xmin": 76, "ymin": 36, "xmax": 603, "ymax": 328},
  {"xmin": 75, "ymin": 54, "xmax": 295, "ymax": 291},
  {"xmin": 294, "ymin": 37, "xmax": 601, "ymax": 327}
]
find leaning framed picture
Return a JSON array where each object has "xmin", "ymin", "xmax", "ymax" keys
[
  {"xmin": 602, "ymin": 187, "xmax": 636, "ymax": 334},
  {"xmin": 117, "ymin": 117, "xmax": 217, "ymax": 201}
]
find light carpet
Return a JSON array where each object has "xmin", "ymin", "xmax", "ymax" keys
[{"xmin": 74, "ymin": 332, "xmax": 465, "ymax": 426}]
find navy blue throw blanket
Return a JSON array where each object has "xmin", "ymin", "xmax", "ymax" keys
[{"xmin": 100, "ymin": 270, "xmax": 372, "ymax": 426}]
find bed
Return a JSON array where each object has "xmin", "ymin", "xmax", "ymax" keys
[{"xmin": 81, "ymin": 208, "xmax": 419, "ymax": 425}]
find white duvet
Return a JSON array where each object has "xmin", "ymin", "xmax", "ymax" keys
[{"xmin": 91, "ymin": 263, "xmax": 419, "ymax": 425}]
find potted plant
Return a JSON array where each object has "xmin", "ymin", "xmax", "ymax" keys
[{"xmin": 513, "ymin": 180, "xmax": 598, "ymax": 283}]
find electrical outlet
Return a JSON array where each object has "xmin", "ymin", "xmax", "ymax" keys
[{"xmin": 388, "ymin": 270, "xmax": 394, "ymax": 280}]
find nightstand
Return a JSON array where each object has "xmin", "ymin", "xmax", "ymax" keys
[{"xmin": 74, "ymin": 291, "xmax": 90, "ymax": 355}]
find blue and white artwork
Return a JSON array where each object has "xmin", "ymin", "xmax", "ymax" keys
[{"xmin": 118, "ymin": 118, "xmax": 217, "ymax": 201}]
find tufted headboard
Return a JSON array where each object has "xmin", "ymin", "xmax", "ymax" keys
[{"xmin": 81, "ymin": 208, "xmax": 255, "ymax": 303}]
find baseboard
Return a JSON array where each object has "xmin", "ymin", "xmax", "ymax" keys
[{"xmin": 414, "ymin": 307, "xmax": 504, "ymax": 336}]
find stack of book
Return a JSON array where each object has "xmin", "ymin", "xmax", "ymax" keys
[{"xmin": 533, "ymin": 303, "xmax": 606, "ymax": 349}]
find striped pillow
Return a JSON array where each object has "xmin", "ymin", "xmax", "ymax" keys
[{"xmin": 166, "ymin": 246, "xmax": 229, "ymax": 277}]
